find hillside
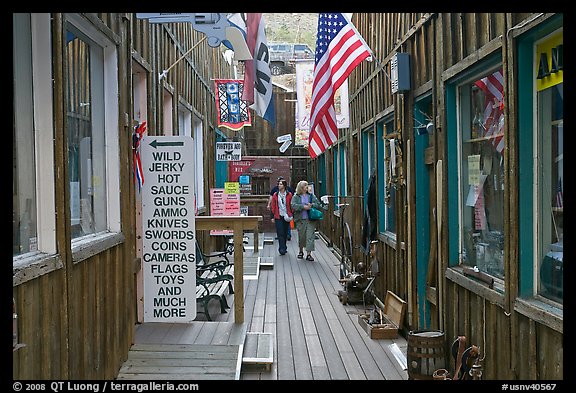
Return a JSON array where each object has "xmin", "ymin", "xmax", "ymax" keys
[{"xmin": 263, "ymin": 13, "xmax": 318, "ymax": 50}]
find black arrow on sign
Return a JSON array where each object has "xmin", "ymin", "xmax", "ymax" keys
[{"xmin": 149, "ymin": 139, "xmax": 184, "ymax": 149}]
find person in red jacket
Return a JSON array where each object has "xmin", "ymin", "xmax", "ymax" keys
[{"xmin": 270, "ymin": 179, "xmax": 293, "ymax": 255}]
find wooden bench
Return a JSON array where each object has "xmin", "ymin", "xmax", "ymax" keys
[{"xmin": 196, "ymin": 264, "xmax": 234, "ymax": 321}]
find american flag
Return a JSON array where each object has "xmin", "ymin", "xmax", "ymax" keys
[
  {"xmin": 474, "ymin": 69, "xmax": 505, "ymax": 154},
  {"xmin": 132, "ymin": 121, "xmax": 146, "ymax": 190},
  {"xmin": 308, "ymin": 13, "xmax": 372, "ymax": 158},
  {"xmin": 555, "ymin": 177, "xmax": 563, "ymax": 209}
]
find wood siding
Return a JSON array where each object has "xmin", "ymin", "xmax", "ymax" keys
[
  {"xmin": 13, "ymin": 12, "xmax": 232, "ymax": 380},
  {"xmin": 314, "ymin": 13, "xmax": 563, "ymax": 380}
]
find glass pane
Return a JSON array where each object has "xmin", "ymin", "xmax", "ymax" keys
[
  {"xmin": 460, "ymin": 69, "xmax": 505, "ymax": 279},
  {"xmin": 66, "ymin": 28, "xmax": 107, "ymax": 239},
  {"xmin": 384, "ymin": 120, "xmax": 396, "ymax": 234},
  {"xmin": 538, "ymin": 82, "xmax": 563, "ymax": 304},
  {"xmin": 13, "ymin": 13, "xmax": 38, "ymax": 256}
]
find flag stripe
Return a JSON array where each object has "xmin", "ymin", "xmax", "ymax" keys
[
  {"xmin": 308, "ymin": 13, "xmax": 372, "ymax": 158},
  {"xmin": 132, "ymin": 122, "xmax": 147, "ymax": 190},
  {"xmin": 475, "ymin": 69, "xmax": 505, "ymax": 154}
]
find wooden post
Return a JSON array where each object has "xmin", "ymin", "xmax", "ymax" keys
[
  {"xmin": 195, "ymin": 216, "xmax": 262, "ymax": 324},
  {"xmin": 233, "ymin": 221, "xmax": 244, "ymax": 323}
]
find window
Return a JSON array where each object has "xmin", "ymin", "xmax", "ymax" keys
[
  {"xmin": 534, "ymin": 31, "xmax": 563, "ymax": 305},
  {"xmin": 132, "ymin": 64, "xmax": 148, "ymax": 125},
  {"xmin": 193, "ymin": 116, "xmax": 205, "ymax": 210},
  {"xmin": 179, "ymin": 106, "xmax": 205, "ymax": 211},
  {"xmin": 66, "ymin": 14, "xmax": 120, "ymax": 242},
  {"xmin": 377, "ymin": 117, "xmax": 396, "ymax": 236},
  {"xmin": 362, "ymin": 127, "xmax": 376, "ymax": 188},
  {"xmin": 456, "ymin": 67, "xmax": 505, "ymax": 279},
  {"xmin": 163, "ymin": 89, "xmax": 173, "ymax": 135},
  {"xmin": 318, "ymin": 154, "xmax": 326, "ymax": 198},
  {"xmin": 13, "ymin": 13, "xmax": 56, "ymax": 258},
  {"xmin": 332, "ymin": 143, "xmax": 347, "ymax": 210},
  {"xmin": 517, "ymin": 20, "xmax": 563, "ymax": 318},
  {"xmin": 13, "ymin": 13, "xmax": 38, "ymax": 256}
]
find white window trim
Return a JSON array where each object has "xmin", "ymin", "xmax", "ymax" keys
[
  {"xmin": 383, "ymin": 120, "xmax": 396, "ymax": 239},
  {"xmin": 66, "ymin": 13, "xmax": 121, "ymax": 254},
  {"xmin": 163, "ymin": 88, "xmax": 174, "ymax": 135},
  {"xmin": 532, "ymin": 29, "xmax": 563, "ymax": 304},
  {"xmin": 178, "ymin": 103, "xmax": 205, "ymax": 211},
  {"xmin": 32, "ymin": 13, "xmax": 57, "ymax": 255},
  {"xmin": 13, "ymin": 13, "xmax": 59, "ymax": 284},
  {"xmin": 193, "ymin": 115, "xmax": 205, "ymax": 210}
]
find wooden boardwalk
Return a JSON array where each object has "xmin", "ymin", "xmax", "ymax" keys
[{"xmin": 122, "ymin": 230, "xmax": 408, "ymax": 380}]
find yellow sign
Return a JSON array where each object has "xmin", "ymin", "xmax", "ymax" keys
[
  {"xmin": 224, "ymin": 182, "xmax": 240, "ymax": 194},
  {"xmin": 536, "ymin": 32, "xmax": 563, "ymax": 91}
]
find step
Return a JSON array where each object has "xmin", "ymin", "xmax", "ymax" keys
[
  {"xmin": 243, "ymin": 255, "xmax": 260, "ymax": 280},
  {"xmin": 117, "ymin": 343, "xmax": 242, "ymax": 380},
  {"xmin": 259, "ymin": 256, "xmax": 274, "ymax": 270},
  {"xmin": 242, "ymin": 332, "xmax": 273, "ymax": 371}
]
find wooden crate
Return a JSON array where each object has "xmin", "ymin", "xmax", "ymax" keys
[{"xmin": 358, "ymin": 290, "xmax": 406, "ymax": 339}]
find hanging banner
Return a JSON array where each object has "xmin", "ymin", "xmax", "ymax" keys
[
  {"xmin": 295, "ymin": 59, "xmax": 350, "ymax": 133},
  {"xmin": 215, "ymin": 79, "xmax": 252, "ymax": 130}
]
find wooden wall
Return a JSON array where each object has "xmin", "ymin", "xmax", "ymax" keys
[
  {"xmin": 315, "ymin": 12, "xmax": 563, "ymax": 380},
  {"xmin": 13, "ymin": 12, "xmax": 231, "ymax": 380}
]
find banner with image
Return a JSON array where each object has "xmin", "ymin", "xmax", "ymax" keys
[{"xmin": 295, "ymin": 59, "xmax": 350, "ymax": 136}]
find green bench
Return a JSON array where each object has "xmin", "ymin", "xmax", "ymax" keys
[{"xmin": 195, "ymin": 243, "xmax": 234, "ymax": 321}]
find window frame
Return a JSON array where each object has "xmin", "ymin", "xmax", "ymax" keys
[
  {"xmin": 65, "ymin": 13, "xmax": 122, "ymax": 261},
  {"xmin": 13, "ymin": 13, "xmax": 60, "ymax": 283},
  {"xmin": 444, "ymin": 54, "xmax": 507, "ymax": 304},
  {"xmin": 516, "ymin": 18, "xmax": 563, "ymax": 326},
  {"xmin": 179, "ymin": 102, "xmax": 206, "ymax": 212},
  {"xmin": 455, "ymin": 66, "xmax": 506, "ymax": 281},
  {"xmin": 376, "ymin": 116, "xmax": 396, "ymax": 239},
  {"xmin": 193, "ymin": 115, "xmax": 205, "ymax": 211},
  {"xmin": 361, "ymin": 125, "xmax": 376, "ymax": 189}
]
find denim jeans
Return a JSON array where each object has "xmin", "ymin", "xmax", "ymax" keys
[{"xmin": 274, "ymin": 218, "xmax": 290, "ymax": 254}]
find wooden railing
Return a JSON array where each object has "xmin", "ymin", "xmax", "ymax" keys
[{"xmin": 195, "ymin": 216, "xmax": 263, "ymax": 324}]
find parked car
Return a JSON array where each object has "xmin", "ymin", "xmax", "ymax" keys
[{"xmin": 268, "ymin": 42, "xmax": 314, "ymax": 75}]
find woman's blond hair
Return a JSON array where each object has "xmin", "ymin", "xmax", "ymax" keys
[{"xmin": 295, "ymin": 180, "xmax": 308, "ymax": 195}]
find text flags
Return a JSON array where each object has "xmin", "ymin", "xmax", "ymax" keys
[
  {"xmin": 243, "ymin": 13, "xmax": 275, "ymax": 126},
  {"xmin": 215, "ymin": 79, "xmax": 252, "ymax": 131},
  {"xmin": 222, "ymin": 13, "xmax": 252, "ymax": 61},
  {"xmin": 132, "ymin": 121, "xmax": 146, "ymax": 190},
  {"xmin": 308, "ymin": 13, "xmax": 372, "ymax": 158}
]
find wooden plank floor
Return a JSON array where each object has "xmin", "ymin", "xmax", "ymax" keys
[
  {"xmin": 124, "ymin": 230, "xmax": 408, "ymax": 381},
  {"xmin": 117, "ymin": 343, "xmax": 242, "ymax": 380},
  {"xmin": 121, "ymin": 321, "xmax": 248, "ymax": 380},
  {"xmin": 222, "ymin": 230, "xmax": 409, "ymax": 380}
]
